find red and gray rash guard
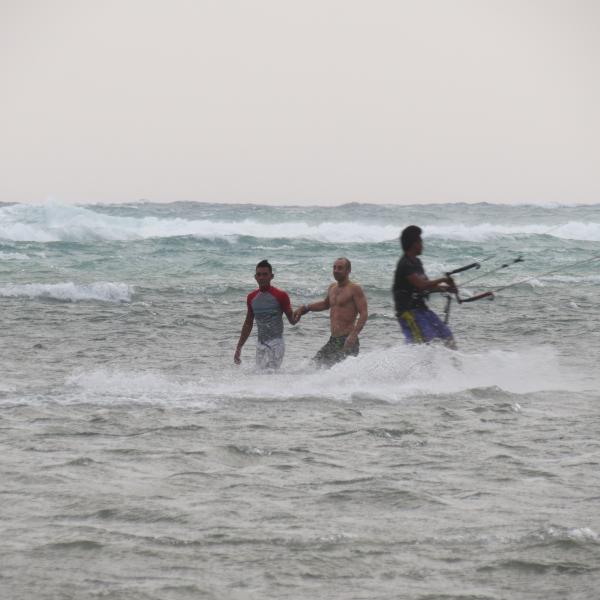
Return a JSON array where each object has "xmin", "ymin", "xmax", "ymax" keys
[{"xmin": 247, "ymin": 286, "xmax": 291, "ymax": 343}]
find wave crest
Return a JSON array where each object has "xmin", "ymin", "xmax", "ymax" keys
[
  {"xmin": 0, "ymin": 282, "xmax": 132, "ymax": 303},
  {"xmin": 1, "ymin": 204, "xmax": 600, "ymax": 243}
]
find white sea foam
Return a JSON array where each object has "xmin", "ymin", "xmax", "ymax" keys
[
  {"xmin": 228, "ymin": 344, "xmax": 589, "ymax": 400},
  {"xmin": 67, "ymin": 369, "xmax": 212, "ymax": 405},
  {"xmin": 0, "ymin": 251, "xmax": 29, "ymax": 260},
  {"xmin": 426, "ymin": 222, "xmax": 600, "ymax": 242},
  {"xmin": 543, "ymin": 526, "xmax": 600, "ymax": 544},
  {"xmin": 525, "ymin": 278, "xmax": 545, "ymax": 288},
  {"xmin": 542, "ymin": 274, "xmax": 600, "ymax": 284},
  {"xmin": 2, "ymin": 204, "xmax": 600, "ymax": 243},
  {"xmin": 0, "ymin": 282, "xmax": 132, "ymax": 302},
  {"xmin": 67, "ymin": 344, "xmax": 591, "ymax": 405}
]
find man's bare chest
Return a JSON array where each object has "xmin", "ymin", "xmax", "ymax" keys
[{"xmin": 329, "ymin": 286, "xmax": 354, "ymax": 307}]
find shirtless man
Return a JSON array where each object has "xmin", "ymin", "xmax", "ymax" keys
[{"xmin": 294, "ymin": 257, "xmax": 368, "ymax": 368}]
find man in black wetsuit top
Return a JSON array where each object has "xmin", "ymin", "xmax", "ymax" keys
[{"xmin": 393, "ymin": 225, "xmax": 457, "ymax": 348}]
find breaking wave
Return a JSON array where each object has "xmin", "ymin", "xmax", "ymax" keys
[
  {"xmin": 0, "ymin": 251, "xmax": 30, "ymax": 260},
  {"xmin": 0, "ymin": 281, "xmax": 132, "ymax": 303},
  {"xmin": 1, "ymin": 204, "xmax": 600, "ymax": 243}
]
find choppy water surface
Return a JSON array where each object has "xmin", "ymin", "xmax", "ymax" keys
[{"xmin": 1, "ymin": 201, "xmax": 599, "ymax": 599}]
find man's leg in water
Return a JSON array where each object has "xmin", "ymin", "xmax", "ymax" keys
[
  {"xmin": 256, "ymin": 338, "xmax": 285, "ymax": 370},
  {"xmin": 421, "ymin": 310, "xmax": 456, "ymax": 349},
  {"xmin": 313, "ymin": 337, "xmax": 341, "ymax": 368},
  {"xmin": 398, "ymin": 309, "xmax": 456, "ymax": 348},
  {"xmin": 313, "ymin": 336, "xmax": 359, "ymax": 368},
  {"xmin": 398, "ymin": 311, "xmax": 425, "ymax": 343}
]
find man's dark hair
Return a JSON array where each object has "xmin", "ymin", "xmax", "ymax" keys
[
  {"xmin": 400, "ymin": 225, "xmax": 422, "ymax": 252},
  {"xmin": 255, "ymin": 259, "xmax": 273, "ymax": 273}
]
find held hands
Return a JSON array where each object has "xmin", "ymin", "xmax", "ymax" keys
[{"xmin": 292, "ymin": 305, "xmax": 308, "ymax": 324}]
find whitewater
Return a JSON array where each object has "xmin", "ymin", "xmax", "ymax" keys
[{"xmin": 1, "ymin": 201, "xmax": 599, "ymax": 600}]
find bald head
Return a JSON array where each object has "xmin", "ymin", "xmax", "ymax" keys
[
  {"xmin": 333, "ymin": 257, "xmax": 351, "ymax": 283},
  {"xmin": 336, "ymin": 257, "xmax": 351, "ymax": 271}
]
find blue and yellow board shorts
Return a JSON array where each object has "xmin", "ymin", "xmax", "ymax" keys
[{"xmin": 398, "ymin": 309, "xmax": 454, "ymax": 344}]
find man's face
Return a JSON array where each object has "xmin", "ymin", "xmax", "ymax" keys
[
  {"xmin": 414, "ymin": 238, "xmax": 423, "ymax": 255},
  {"xmin": 332, "ymin": 259, "xmax": 350, "ymax": 282},
  {"xmin": 255, "ymin": 267, "xmax": 273, "ymax": 289}
]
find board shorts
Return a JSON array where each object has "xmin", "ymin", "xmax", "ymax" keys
[
  {"xmin": 256, "ymin": 337, "xmax": 285, "ymax": 370},
  {"xmin": 313, "ymin": 335, "xmax": 359, "ymax": 368},
  {"xmin": 398, "ymin": 308, "xmax": 454, "ymax": 345}
]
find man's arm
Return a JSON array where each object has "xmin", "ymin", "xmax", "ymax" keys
[
  {"xmin": 343, "ymin": 285, "xmax": 368, "ymax": 351},
  {"xmin": 234, "ymin": 309, "xmax": 254, "ymax": 364},
  {"xmin": 293, "ymin": 287, "xmax": 332, "ymax": 322},
  {"xmin": 278, "ymin": 291, "xmax": 296, "ymax": 325},
  {"xmin": 407, "ymin": 273, "xmax": 456, "ymax": 294},
  {"xmin": 284, "ymin": 305, "xmax": 296, "ymax": 325}
]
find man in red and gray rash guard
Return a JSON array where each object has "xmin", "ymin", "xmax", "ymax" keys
[{"xmin": 234, "ymin": 259, "xmax": 296, "ymax": 369}]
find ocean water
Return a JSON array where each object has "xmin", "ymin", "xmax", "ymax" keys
[{"xmin": 1, "ymin": 201, "xmax": 599, "ymax": 599}]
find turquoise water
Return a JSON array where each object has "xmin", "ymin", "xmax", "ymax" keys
[{"xmin": 1, "ymin": 201, "xmax": 599, "ymax": 599}]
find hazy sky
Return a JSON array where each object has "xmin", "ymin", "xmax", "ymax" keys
[{"xmin": 1, "ymin": 0, "xmax": 599, "ymax": 205}]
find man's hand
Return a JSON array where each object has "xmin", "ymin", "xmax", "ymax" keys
[
  {"xmin": 448, "ymin": 276, "xmax": 458, "ymax": 294},
  {"xmin": 293, "ymin": 306, "xmax": 305, "ymax": 323},
  {"xmin": 234, "ymin": 347, "xmax": 242, "ymax": 364},
  {"xmin": 444, "ymin": 276, "xmax": 458, "ymax": 294},
  {"xmin": 343, "ymin": 333, "xmax": 358, "ymax": 352}
]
